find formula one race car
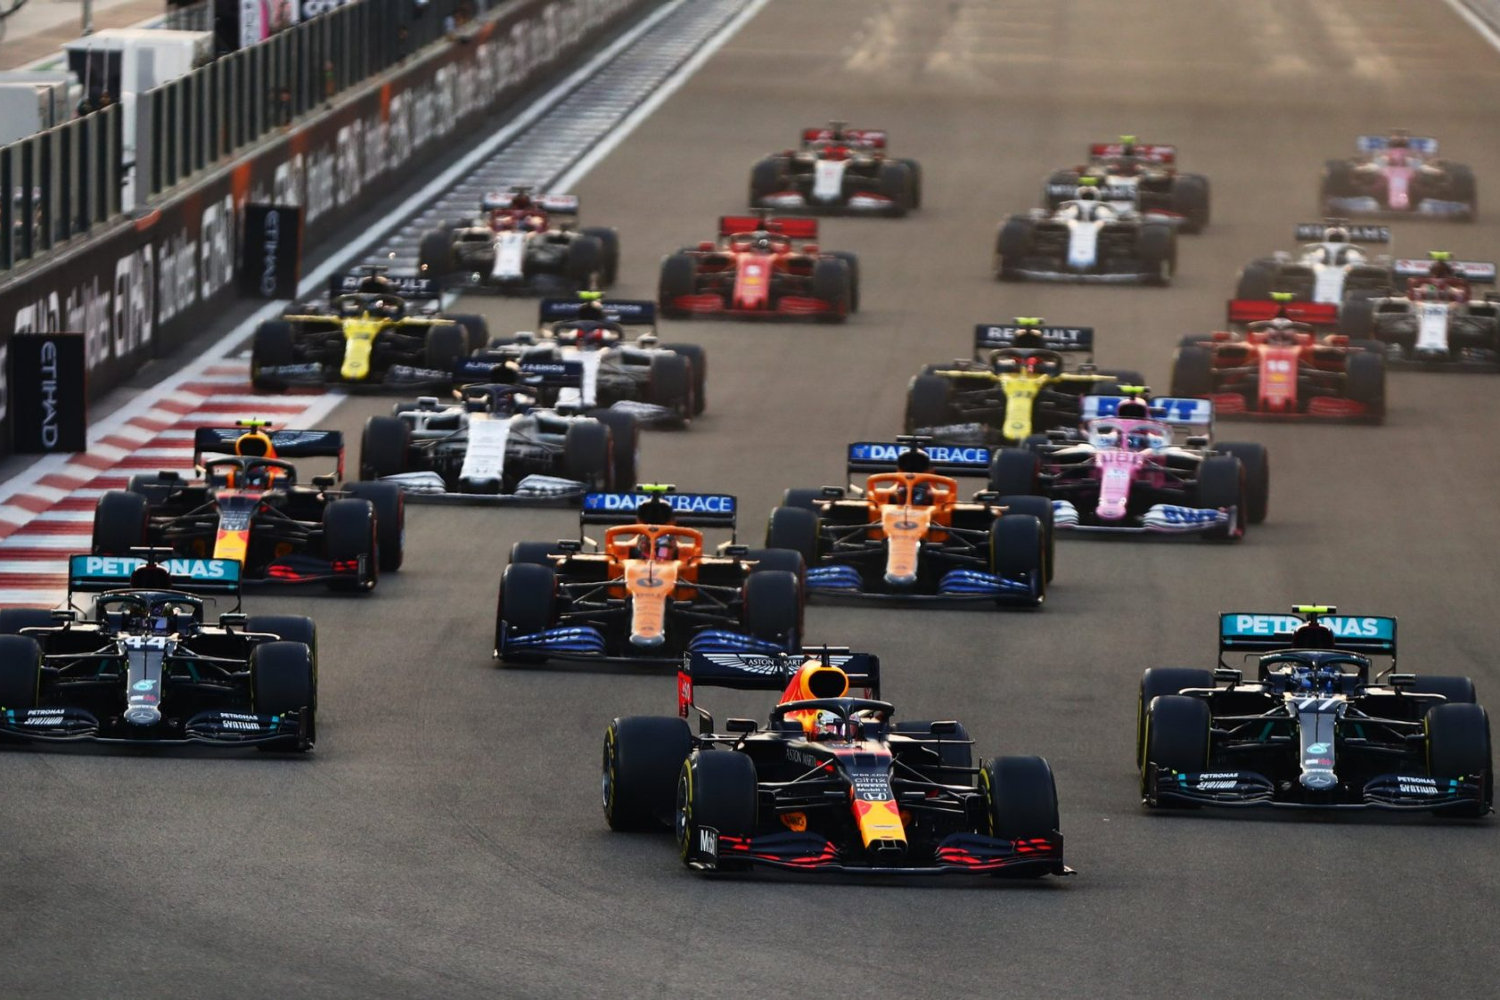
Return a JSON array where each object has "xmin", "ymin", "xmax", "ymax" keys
[
  {"xmin": 494, "ymin": 487, "xmax": 805, "ymax": 665},
  {"xmin": 989, "ymin": 393, "xmax": 1269, "ymax": 540},
  {"xmin": 1174, "ymin": 294, "xmax": 1386, "ymax": 420},
  {"xmin": 91, "ymin": 422, "xmax": 404, "ymax": 590},
  {"xmin": 905, "ymin": 319, "xmax": 1144, "ymax": 445},
  {"xmin": 358, "ymin": 372, "xmax": 639, "ymax": 503},
  {"xmin": 996, "ymin": 180, "xmax": 1176, "ymax": 285},
  {"xmin": 251, "ymin": 268, "xmax": 490, "ymax": 390},
  {"xmin": 1233, "ymin": 221, "xmax": 1394, "ymax": 312},
  {"xmin": 749, "ymin": 122, "xmax": 921, "ymax": 216},
  {"xmin": 765, "ymin": 438, "xmax": 1051, "ymax": 606},
  {"xmin": 1139, "ymin": 605, "xmax": 1491, "ymax": 816},
  {"xmin": 0, "ymin": 553, "xmax": 316, "ymax": 751},
  {"xmin": 417, "ymin": 187, "xmax": 619, "ymax": 293},
  {"xmin": 603, "ymin": 649, "xmax": 1070, "ymax": 878},
  {"xmin": 473, "ymin": 296, "xmax": 704, "ymax": 425},
  {"xmin": 1042, "ymin": 137, "xmax": 1210, "ymax": 232},
  {"xmin": 1339, "ymin": 253, "xmax": 1500, "ymax": 370},
  {"xmin": 1321, "ymin": 132, "xmax": 1476, "ymax": 221},
  {"xmin": 658, "ymin": 215, "xmax": 858, "ymax": 321}
]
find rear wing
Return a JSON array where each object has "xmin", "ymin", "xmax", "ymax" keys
[
  {"xmin": 846, "ymin": 440, "xmax": 991, "ymax": 477},
  {"xmin": 1219, "ymin": 611, "xmax": 1397, "ymax": 657},
  {"xmin": 1357, "ymin": 135, "xmax": 1438, "ymax": 155},
  {"xmin": 538, "ymin": 298, "xmax": 656, "ymax": 326},
  {"xmin": 1081, "ymin": 396, "xmax": 1213, "ymax": 435},
  {"xmin": 1392, "ymin": 258, "xmax": 1496, "ymax": 283},
  {"xmin": 718, "ymin": 215, "xmax": 818, "ymax": 240},
  {"xmin": 328, "ymin": 273, "xmax": 440, "ymax": 300},
  {"xmin": 679, "ymin": 648, "xmax": 881, "ymax": 717},
  {"xmin": 1294, "ymin": 223, "xmax": 1389, "ymax": 243},
  {"xmin": 974, "ymin": 323, "xmax": 1093, "ymax": 356},
  {"xmin": 1090, "ymin": 142, "xmax": 1175, "ymax": 164},
  {"xmin": 482, "ymin": 191, "xmax": 579, "ymax": 214},
  {"xmin": 801, "ymin": 127, "xmax": 886, "ymax": 149},
  {"xmin": 453, "ymin": 358, "xmax": 586, "ymax": 389},
  {"xmin": 68, "ymin": 553, "xmax": 242, "ymax": 596},
  {"xmin": 580, "ymin": 491, "xmax": 737, "ymax": 528},
  {"xmin": 193, "ymin": 427, "xmax": 344, "ymax": 464},
  {"xmin": 1226, "ymin": 299, "xmax": 1340, "ymax": 326}
]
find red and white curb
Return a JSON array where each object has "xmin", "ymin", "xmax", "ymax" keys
[{"xmin": 0, "ymin": 363, "xmax": 344, "ymax": 607}]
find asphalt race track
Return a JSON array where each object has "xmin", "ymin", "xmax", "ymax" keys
[{"xmin": 6, "ymin": 2, "xmax": 1500, "ymax": 996}]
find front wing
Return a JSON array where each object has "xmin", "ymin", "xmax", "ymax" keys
[
  {"xmin": 686, "ymin": 828, "xmax": 1070, "ymax": 877},
  {"xmin": 0, "ymin": 705, "xmax": 313, "ymax": 750},
  {"xmin": 1147, "ymin": 766, "xmax": 1488, "ymax": 812}
]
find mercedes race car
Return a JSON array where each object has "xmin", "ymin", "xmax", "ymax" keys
[
  {"xmin": 0, "ymin": 553, "xmax": 316, "ymax": 751},
  {"xmin": 1233, "ymin": 221, "xmax": 1394, "ymax": 313},
  {"xmin": 473, "ymin": 296, "xmax": 704, "ymax": 425},
  {"xmin": 91, "ymin": 422, "xmax": 404, "ymax": 591},
  {"xmin": 251, "ymin": 269, "xmax": 490, "ymax": 390},
  {"xmin": 658, "ymin": 215, "xmax": 858, "ymax": 321},
  {"xmin": 996, "ymin": 180, "xmax": 1176, "ymax": 285},
  {"xmin": 1339, "ymin": 253, "xmax": 1500, "ymax": 370},
  {"xmin": 1175, "ymin": 295, "xmax": 1386, "ymax": 420},
  {"xmin": 1042, "ymin": 137, "xmax": 1210, "ymax": 232},
  {"xmin": 988, "ymin": 393, "xmax": 1269, "ymax": 540},
  {"xmin": 749, "ymin": 122, "xmax": 921, "ymax": 216},
  {"xmin": 495, "ymin": 488, "xmax": 806, "ymax": 666},
  {"xmin": 765, "ymin": 438, "xmax": 1051, "ymax": 606},
  {"xmin": 417, "ymin": 187, "xmax": 619, "ymax": 293},
  {"xmin": 604, "ymin": 649, "xmax": 1070, "ymax": 878},
  {"xmin": 905, "ymin": 319, "xmax": 1144, "ymax": 445},
  {"xmin": 1321, "ymin": 132, "xmax": 1476, "ymax": 220},
  {"xmin": 1139, "ymin": 606, "xmax": 1491, "ymax": 816},
  {"xmin": 358, "ymin": 372, "xmax": 639, "ymax": 504}
]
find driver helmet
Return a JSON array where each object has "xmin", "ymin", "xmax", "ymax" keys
[
  {"xmin": 632, "ymin": 533, "xmax": 679, "ymax": 562},
  {"xmin": 576, "ymin": 297, "xmax": 607, "ymax": 322},
  {"xmin": 753, "ymin": 234, "xmax": 775, "ymax": 252},
  {"xmin": 1075, "ymin": 184, "xmax": 1101, "ymax": 201},
  {"xmin": 340, "ymin": 298, "xmax": 363, "ymax": 317},
  {"xmin": 1127, "ymin": 429, "xmax": 1164, "ymax": 452},
  {"xmin": 578, "ymin": 325, "xmax": 610, "ymax": 350},
  {"xmin": 1292, "ymin": 622, "xmax": 1336, "ymax": 649},
  {"xmin": 1024, "ymin": 355, "xmax": 1059, "ymax": 376},
  {"xmin": 1264, "ymin": 317, "xmax": 1300, "ymax": 345},
  {"xmin": 1387, "ymin": 132, "xmax": 1410, "ymax": 149},
  {"xmin": 240, "ymin": 463, "xmax": 274, "ymax": 490},
  {"xmin": 1325, "ymin": 226, "xmax": 1349, "ymax": 244},
  {"xmin": 812, "ymin": 709, "xmax": 849, "ymax": 742},
  {"xmin": 1092, "ymin": 424, "xmax": 1121, "ymax": 448},
  {"xmin": 510, "ymin": 190, "xmax": 534, "ymax": 209},
  {"xmin": 894, "ymin": 480, "xmax": 935, "ymax": 506},
  {"xmin": 356, "ymin": 274, "xmax": 394, "ymax": 294},
  {"xmin": 1429, "ymin": 257, "xmax": 1455, "ymax": 280},
  {"xmin": 1422, "ymin": 284, "xmax": 1444, "ymax": 301},
  {"xmin": 523, "ymin": 213, "xmax": 547, "ymax": 232}
]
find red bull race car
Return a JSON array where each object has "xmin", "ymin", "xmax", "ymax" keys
[{"xmin": 603, "ymin": 648, "xmax": 1070, "ymax": 878}]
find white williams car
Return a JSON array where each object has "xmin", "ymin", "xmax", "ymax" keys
[
  {"xmin": 1234, "ymin": 222, "xmax": 1394, "ymax": 312},
  {"xmin": 994, "ymin": 182, "xmax": 1176, "ymax": 285}
]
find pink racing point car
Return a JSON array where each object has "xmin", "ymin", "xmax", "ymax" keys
[
  {"xmin": 657, "ymin": 215, "xmax": 859, "ymax": 322},
  {"xmin": 986, "ymin": 394, "xmax": 1268, "ymax": 541},
  {"xmin": 1321, "ymin": 132, "xmax": 1476, "ymax": 221}
]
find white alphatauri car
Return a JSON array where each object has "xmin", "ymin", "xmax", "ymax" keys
[{"xmin": 994, "ymin": 184, "xmax": 1176, "ymax": 285}]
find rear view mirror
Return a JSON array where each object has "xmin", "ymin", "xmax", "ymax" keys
[
  {"xmin": 219, "ymin": 613, "xmax": 248, "ymax": 629},
  {"xmin": 725, "ymin": 718, "xmax": 757, "ymax": 734},
  {"xmin": 929, "ymin": 720, "xmax": 960, "ymax": 735}
]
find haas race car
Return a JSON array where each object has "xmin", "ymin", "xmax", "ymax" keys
[
  {"xmin": 1174, "ymin": 294, "xmax": 1386, "ymax": 420},
  {"xmin": 1321, "ymin": 131, "xmax": 1476, "ymax": 221},
  {"xmin": 765, "ymin": 438, "xmax": 1051, "ymax": 606},
  {"xmin": 603, "ymin": 648, "xmax": 1070, "ymax": 878},
  {"xmin": 494, "ymin": 487, "xmax": 806, "ymax": 666},
  {"xmin": 906, "ymin": 319, "xmax": 1143, "ymax": 445},
  {"xmin": 417, "ymin": 187, "xmax": 619, "ymax": 293},
  {"xmin": 1139, "ymin": 605, "xmax": 1491, "ymax": 817},
  {"xmin": 252, "ymin": 268, "xmax": 490, "ymax": 390},
  {"xmin": 1234, "ymin": 221, "xmax": 1395, "ymax": 312},
  {"xmin": 92, "ymin": 422, "xmax": 404, "ymax": 591},
  {"xmin": 749, "ymin": 122, "xmax": 921, "ymax": 216},
  {"xmin": 658, "ymin": 215, "xmax": 858, "ymax": 321},
  {"xmin": 358, "ymin": 369, "xmax": 640, "ymax": 504},
  {"xmin": 1339, "ymin": 252, "xmax": 1500, "ymax": 370},
  {"xmin": 0, "ymin": 553, "xmax": 316, "ymax": 751},
  {"xmin": 989, "ymin": 392, "xmax": 1269, "ymax": 541},
  {"xmin": 1042, "ymin": 137, "xmax": 1210, "ymax": 232},
  {"xmin": 996, "ymin": 179, "xmax": 1176, "ymax": 285}
]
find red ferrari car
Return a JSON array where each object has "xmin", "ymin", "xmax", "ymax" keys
[
  {"xmin": 657, "ymin": 215, "xmax": 858, "ymax": 322},
  {"xmin": 1171, "ymin": 298, "xmax": 1386, "ymax": 421}
]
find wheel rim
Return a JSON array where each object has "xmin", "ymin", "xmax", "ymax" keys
[
  {"xmin": 675, "ymin": 766, "xmax": 692, "ymax": 858},
  {"xmin": 601, "ymin": 728, "xmax": 616, "ymax": 817}
]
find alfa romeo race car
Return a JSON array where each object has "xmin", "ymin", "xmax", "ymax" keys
[
  {"xmin": 905, "ymin": 319, "xmax": 1144, "ymax": 445},
  {"xmin": 473, "ymin": 296, "xmax": 704, "ymax": 425},
  {"xmin": 1042, "ymin": 137, "xmax": 1210, "ymax": 232},
  {"xmin": 748, "ymin": 122, "xmax": 921, "ymax": 216},
  {"xmin": 1174, "ymin": 295, "xmax": 1386, "ymax": 420},
  {"xmin": 0, "ymin": 553, "xmax": 316, "ymax": 751},
  {"xmin": 494, "ymin": 488, "xmax": 805, "ymax": 666},
  {"xmin": 1233, "ymin": 221, "xmax": 1394, "ymax": 311},
  {"xmin": 1321, "ymin": 132, "xmax": 1476, "ymax": 220},
  {"xmin": 1139, "ymin": 605, "xmax": 1491, "ymax": 816},
  {"xmin": 765, "ymin": 438, "xmax": 1051, "ymax": 606},
  {"xmin": 358, "ymin": 371, "xmax": 639, "ymax": 503},
  {"xmin": 658, "ymin": 215, "xmax": 858, "ymax": 321},
  {"xmin": 417, "ymin": 187, "xmax": 618, "ymax": 293},
  {"xmin": 988, "ymin": 393, "xmax": 1269, "ymax": 540},
  {"xmin": 603, "ymin": 648, "xmax": 1069, "ymax": 878},
  {"xmin": 251, "ymin": 269, "xmax": 490, "ymax": 390},
  {"xmin": 1339, "ymin": 253, "xmax": 1500, "ymax": 370},
  {"xmin": 996, "ymin": 180, "xmax": 1176, "ymax": 284},
  {"xmin": 91, "ymin": 422, "xmax": 404, "ymax": 591}
]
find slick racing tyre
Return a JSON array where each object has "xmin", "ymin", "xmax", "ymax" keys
[
  {"xmin": 779, "ymin": 488, "xmax": 826, "ymax": 512},
  {"xmin": 998, "ymin": 495, "xmax": 1054, "ymax": 584},
  {"xmin": 748, "ymin": 157, "xmax": 784, "ymax": 206},
  {"xmin": 0, "ymin": 609, "xmax": 55, "ymax": 635},
  {"xmin": 343, "ymin": 482, "xmax": 405, "ymax": 573},
  {"xmin": 246, "ymin": 616, "xmax": 319, "ymax": 672},
  {"xmin": 580, "ymin": 227, "xmax": 620, "ymax": 285},
  {"xmin": 742, "ymin": 570, "xmax": 801, "ymax": 646},
  {"xmin": 660, "ymin": 343, "xmax": 707, "ymax": 415},
  {"xmin": 494, "ymin": 562, "xmax": 557, "ymax": 664},
  {"xmin": 585, "ymin": 409, "xmax": 639, "ymax": 489},
  {"xmin": 1447, "ymin": 164, "xmax": 1477, "ymax": 221},
  {"xmin": 1136, "ymin": 668, "xmax": 1214, "ymax": 768},
  {"xmin": 877, "ymin": 160, "xmax": 914, "ymax": 216},
  {"xmin": 0, "ymin": 635, "xmax": 41, "ymax": 710},
  {"xmin": 905, "ymin": 374, "xmax": 955, "ymax": 432},
  {"xmin": 250, "ymin": 320, "xmax": 296, "ymax": 391},
  {"xmin": 251, "ymin": 640, "xmax": 316, "ymax": 748},
  {"xmin": 765, "ymin": 506, "xmax": 820, "ymax": 566},
  {"xmin": 647, "ymin": 352, "xmax": 694, "ymax": 418},
  {"xmin": 508, "ymin": 542, "xmax": 563, "ymax": 567},
  {"xmin": 988, "ymin": 514, "xmax": 1045, "ymax": 607},
  {"xmin": 1143, "ymin": 695, "xmax": 1211, "ymax": 803},
  {"xmin": 603, "ymin": 716, "xmax": 694, "ymax": 831},
  {"xmin": 897, "ymin": 158, "xmax": 923, "ymax": 209},
  {"xmin": 1408, "ymin": 676, "xmax": 1477, "ymax": 705},
  {"xmin": 566, "ymin": 235, "xmax": 605, "ymax": 286},
  {"xmin": 1337, "ymin": 296, "xmax": 1377, "ymax": 339},
  {"xmin": 1194, "ymin": 455, "xmax": 1246, "ymax": 542},
  {"xmin": 1138, "ymin": 224, "xmax": 1176, "ymax": 286},
  {"xmin": 677, "ymin": 750, "xmax": 758, "ymax": 871},
  {"xmin": 1426, "ymin": 703, "xmax": 1493, "ymax": 818},
  {"xmin": 1171, "ymin": 346, "xmax": 1215, "ymax": 398},
  {"xmin": 418, "ymin": 228, "xmax": 454, "ymax": 276},
  {"xmin": 811, "ymin": 259, "xmax": 852, "ymax": 322},
  {"xmin": 741, "ymin": 549, "xmax": 805, "ymax": 588},
  {"xmin": 423, "ymin": 323, "xmax": 467, "ymax": 371},
  {"xmin": 323, "ymin": 498, "xmax": 378, "ymax": 591},
  {"xmin": 658, "ymin": 253, "xmax": 698, "ymax": 318},
  {"xmin": 447, "ymin": 314, "xmax": 490, "ymax": 354},
  {"xmin": 1235, "ymin": 261, "xmax": 1277, "ymax": 301},
  {"xmin": 563, "ymin": 420, "xmax": 612, "ymax": 490},
  {"xmin": 994, "ymin": 217, "xmax": 1035, "ymax": 281},
  {"xmin": 1345, "ymin": 350, "xmax": 1385, "ymax": 419},
  {"xmin": 1215, "ymin": 443, "xmax": 1269, "ymax": 525},
  {"xmin": 359, "ymin": 415, "xmax": 411, "ymax": 481},
  {"xmin": 988, "ymin": 448, "xmax": 1040, "ymax": 496},
  {"xmin": 1321, "ymin": 160, "xmax": 1357, "ymax": 203},
  {"xmin": 1171, "ymin": 174, "xmax": 1211, "ymax": 233},
  {"xmin": 829, "ymin": 251, "xmax": 861, "ymax": 311},
  {"xmin": 92, "ymin": 490, "xmax": 149, "ymax": 556},
  {"xmin": 981, "ymin": 755, "xmax": 1060, "ymax": 865}
]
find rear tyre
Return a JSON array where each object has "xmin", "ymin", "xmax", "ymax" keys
[
  {"xmin": 1171, "ymin": 174, "xmax": 1211, "ymax": 233},
  {"xmin": 1235, "ymin": 261, "xmax": 1277, "ymax": 301},
  {"xmin": 647, "ymin": 352, "xmax": 694, "ymax": 417},
  {"xmin": 658, "ymin": 253, "xmax": 698, "ymax": 317},
  {"xmin": 447, "ymin": 314, "xmax": 489, "ymax": 355},
  {"xmin": 1136, "ymin": 668, "xmax": 1215, "ymax": 767},
  {"xmin": 580, "ymin": 227, "xmax": 620, "ymax": 285},
  {"xmin": 563, "ymin": 420, "xmax": 612, "ymax": 490},
  {"xmin": 660, "ymin": 343, "xmax": 707, "ymax": 415},
  {"xmin": 988, "ymin": 448, "xmax": 1040, "ymax": 496},
  {"xmin": 604, "ymin": 716, "xmax": 694, "ymax": 831},
  {"xmin": 1171, "ymin": 346, "xmax": 1216, "ymax": 397},
  {"xmin": 1338, "ymin": 296, "xmax": 1377, "ymax": 339},
  {"xmin": 343, "ymin": 482, "xmax": 405, "ymax": 572},
  {"xmin": 250, "ymin": 320, "xmax": 296, "ymax": 391},
  {"xmin": 877, "ymin": 160, "xmax": 914, "ymax": 216},
  {"xmin": 1194, "ymin": 455, "xmax": 1245, "ymax": 541},
  {"xmin": 508, "ymin": 541, "xmax": 561, "ymax": 567},
  {"xmin": 585, "ymin": 410, "xmax": 639, "ymax": 489},
  {"xmin": 1215, "ymin": 442, "xmax": 1269, "ymax": 524},
  {"xmin": 323, "ymin": 498, "xmax": 378, "ymax": 590},
  {"xmin": 245, "ymin": 616, "xmax": 318, "ymax": 669},
  {"xmin": 742, "ymin": 570, "xmax": 801, "ymax": 645},
  {"xmin": 765, "ymin": 506, "xmax": 820, "ymax": 565},
  {"xmin": 92, "ymin": 490, "xmax": 150, "ymax": 556},
  {"xmin": 982, "ymin": 756, "xmax": 1060, "ymax": 851},
  {"xmin": 780, "ymin": 488, "xmax": 825, "ymax": 512},
  {"xmin": 1138, "ymin": 224, "xmax": 1176, "ymax": 286},
  {"xmin": 0, "ymin": 635, "xmax": 41, "ymax": 710},
  {"xmin": 988, "ymin": 514, "xmax": 1045, "ymax": 607},
  {"xmin": 1426, "ymin": 703, "xmax": 1493, "ymax": 818},
  {"xmin": 423, "ymin": 323, "xmax": 467, "ymax": 371},
  {"xmin": 565, "ymin": 235, "xmax": 605, "ymax": 286},
  {"xmin": 994, "ymin": 217, "xmax": 1035, "ymax": 280},
  {"xmin": 359, "ymin": 415, "xmax": 411, "ymax": 481},
  {"xmin": 1447, "ymin": 164, "xmax": 1477, "ymax": 221},
  {"xmin": 1143, "ymin": 695, "xmax": 1211, "ymax": 803},
  {"xmin": 1408, "ymin": 676, "xmax": 1477, "ymax": 705},
  {"xmin": 905, "ymin": 374, "xmax": 955, "ymax": 432},
  {"xmin": 418, "ymin": 228, "xmax": 454, "ymax": 276},
  {"xmin": 677, "ymin": 750, "xmax": 758, "ymax": 871},
  {"xmin": 748, "ymin": 157, "xmax": 784, "ymax": 206},
  {"xmin": 0, "ymin": 609, "xmax": 55, "ymax": 635}
]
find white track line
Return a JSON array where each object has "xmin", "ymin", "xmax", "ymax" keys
[{"xmin": 1442, "ymin": 0, "xmax": 1500, "ymax": 52}]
